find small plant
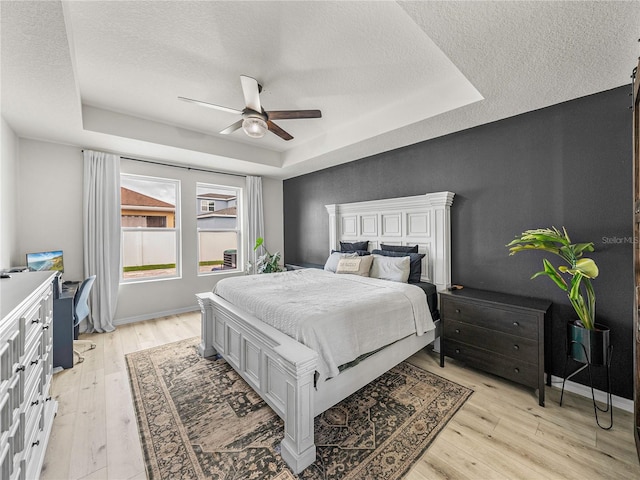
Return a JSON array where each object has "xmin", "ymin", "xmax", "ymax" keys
[
  {"xmin": 253, "ymin": 237, "xmax": 283, "ymax": 273},
  {"xmin": 507, "ymin": 227, "xmax": 599, "ymax": 329}
]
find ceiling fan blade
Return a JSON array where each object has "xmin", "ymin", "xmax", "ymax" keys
[
  {"xmin": 267, "ymin": 120, "xmax": 293, "ymax": 141},
  {"xmin": 178, "ymin": 96, "xmax": 243, "ymax": 115},
  {"xmin": 240, "ymin": 75, "xmax": 262, "ymax": 113},
  {"xmin": 267, "ymin": 110, "xmax": 322, "ymax": 120},
  {"xmin": 219, "ymin": 119, "xmax": 243, "ymax": 135}
]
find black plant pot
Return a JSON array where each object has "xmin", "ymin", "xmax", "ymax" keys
[{"xmin": 567, "ymin": 321, "xmax": 611, "ymax": 366}]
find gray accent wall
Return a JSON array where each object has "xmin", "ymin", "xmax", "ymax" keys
[{"xmin": 284, "ymin": 85, "xmax": 634, "ymax": 399}]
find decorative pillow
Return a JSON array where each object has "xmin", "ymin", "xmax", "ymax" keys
[
  {"xmin": 324, "ymin": 251, "xmax": 358, "ymax": 273},
  {"xmin": 335, "ymin": 254, "xmax": 374, "ymax": 277},
  {"xmin": 380, "ymin": 243, "xmax": 419, "ymax": 253},
  {"xmin": 332, "ymin": 249, "xmax": 371, "ymax": 256},
  {"xmin": 370, "ymin": 254, "xmax": 411, "ymax": 283},
  {"xmin": 372, "ymin": 249, "xmax": 425, "ymax": 283},
  {"xmin": 339, "ymin": 240, "xmax": 369, "ymax": 252}
]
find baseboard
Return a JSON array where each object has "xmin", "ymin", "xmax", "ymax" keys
[
  {"xmin": 114, "ymin": 306, "xmax": 200, "ymax": 326},
  {"xmin": 548, "ymin": 374, "xmax": 633, "ymax": 413}
]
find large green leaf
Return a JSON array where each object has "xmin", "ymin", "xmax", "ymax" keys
[{"xmin": 531, "ymin": 259, "xmax": 568, "ymax": 291}]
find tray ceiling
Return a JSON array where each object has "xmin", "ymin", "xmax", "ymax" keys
[{"xmin": 2, "ymin": 1, "xmax": 638, "ymax": 179}]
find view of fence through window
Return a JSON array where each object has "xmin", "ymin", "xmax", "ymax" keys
[
  {"xmin": 197, "ymin": 183, "xmax": 240, "ymax": 274},
  {"xmin": 121, "ymin": 174, "xmax": 180, "ymax": 280}
]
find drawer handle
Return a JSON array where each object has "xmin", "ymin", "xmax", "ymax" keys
[
  {"xmin": 31, "ymin": 399, "xmax": 39, "ymax": 406},
  {"xmin": 513, "ymin": 344, "xmax": 520, "ymax": 350},
  {"xmin": 15, "ymin": 365, "xmax": 25, "ymax": 373},
  {"xmin": 514, "ymin": 368, "xmax": 520, "ymax": 374},
  {"xmin": 30, "ymin": 359, "xmax": 39, "ymax": 366},
  {"xmin": 32, "ymin": 440, "xmax": 40, "ymax": 447},
  {"xmin": 455, "ymin": 348, "xmax": 461, "ymax": 354},
  {"xmin": 42, "ymin": 325, "xmax": 50, "ymax": 330},
  {"xmin": 455, "ymin": 329, "xmax": 460, "ymax": 334},
  {"xmin": 31, "ymin": 318, "xmax": 41, "ymax": 324},
  {"xmin": 46, "ymin": 396, "xmax": 52, "ymax": 402},
  {"xmin": 512, "ymin": 321, "xmax": 520, "ymax": 327},
  {"xmin": 455, "ymin": 309, "xmax": 461, "ymax": 313}
]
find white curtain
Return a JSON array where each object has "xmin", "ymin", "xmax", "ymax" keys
[
  {"xmin": 246, "ymin": 175, "xmax": 264, "ymax": 275},
  {"xmin": 83, "ymin": 150, "xmax": 120, "ymax": 333}
]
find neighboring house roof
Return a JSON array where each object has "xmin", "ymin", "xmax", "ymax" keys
[
  {"xmin": 121, "ymin": 187, "xmax": 175, "ymax": 209},
  {"xmin": 197, "ymin": 206, "xmax": 237, "ymax": 218},
  {"xmin": 198, "ymin": 193, "xmax": 236, "ymax": 200}
]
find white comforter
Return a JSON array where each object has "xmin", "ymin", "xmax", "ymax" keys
[{"xmin": 213, "ymin": 269, "xmax": 434, "ymax": 380}]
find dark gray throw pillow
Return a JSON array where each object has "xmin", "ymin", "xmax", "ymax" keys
[
  {"xmin": 332, "ymin": 249, "xmax": 371, "ymax": 256},
  {"xmin": 380, "ymin": 243, "xmax": 419, "ymax": 253},
  {"xmin": 340, "ymin": 241, "xmax": 369, "ymax": 252},
  {"xmin": 372, "ymin": 249, "xmax": 425, "ymax": 283}
]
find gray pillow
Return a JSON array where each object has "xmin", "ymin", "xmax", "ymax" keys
[
  {"xmin": 380, "ymin": 243, "xmax": 418, "ymax": 253},
  {"xmin": 370, "ymin": 255, "xmax": 410, "ymax": 283},
  {"xmin": 372, "ymin": 249, "xmax": 425, "ymax": 283},
  {"xmin": 324, "ymin": 251, "xmax": 358, "ymax": 272},
  {"xmin": 340, "ymin": 240, "xmax": 369, "ymax": 252}
]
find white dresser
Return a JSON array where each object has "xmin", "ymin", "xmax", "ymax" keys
[{"xmin": 1, "ymin": 271, "xmax": 57, "ymax": 480}]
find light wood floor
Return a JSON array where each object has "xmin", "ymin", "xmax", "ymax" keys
[{"xmin": 40, "ymin": 312, "xmax": 640, "ymax": 480}]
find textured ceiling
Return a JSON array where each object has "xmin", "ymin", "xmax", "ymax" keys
[{"xmin": 2, "ymin": 1, "xmax": 638, "ymax": 179}]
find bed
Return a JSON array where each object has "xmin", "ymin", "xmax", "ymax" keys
[{"xmin": 196, "ymin": 191, "xmax": 454, "ymax": 473}]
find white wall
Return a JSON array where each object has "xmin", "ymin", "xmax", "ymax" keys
[
  {"xmin": 0, "ymin": 117, "xmax": 18, "ymax": 269},
  {"xmin": 13, "ymin": 139, "xmax": 284, "ymax": 323},
  {"xmin": 15, "ymin": 139, "xmax": 84, "ymax": 279}
]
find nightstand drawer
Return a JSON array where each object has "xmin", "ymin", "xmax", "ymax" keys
[
  {"xmin": 444, "ymin": 340, "xmax": 538, "ymax": 386},
  {"xmin": 443, "ymin": 319, "xmax": 539, "ymax": 362},
  {"xmin": 441, "ymin": 299, "xmax": 538, "ymax": 340}
]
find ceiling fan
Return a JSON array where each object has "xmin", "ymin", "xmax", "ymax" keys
[{"xmin": 178, "ymin": 75, "xmax": 322, "ymax": 141}]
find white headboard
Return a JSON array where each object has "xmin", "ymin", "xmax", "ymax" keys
[{"xmin": 325, "ymin": 192, "xmax": 455, "ymax": 292}]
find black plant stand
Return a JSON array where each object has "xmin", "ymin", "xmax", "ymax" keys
[{"xmin": 560, "ymin": 341, "xmax": 613, "ymax": 430}]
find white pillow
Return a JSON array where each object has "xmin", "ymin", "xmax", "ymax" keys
[
  {"xmin": 324, "ymin": 251, "xmax": 358, "ymax": 273},
  {"xmin": 336, "ymin": 255, "xmax": 373, "ymax": 277},
  {"xmin": 370, "ymin": 254, "xmax": 411, "ymax": 283}
]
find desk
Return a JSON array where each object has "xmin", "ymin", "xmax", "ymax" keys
[{"xmin": 53, "ymin": 283, "xmax": 78, "ymax": 369}]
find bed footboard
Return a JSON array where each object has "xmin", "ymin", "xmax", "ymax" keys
[{"xmin": 196, "ymin": 292, "xmax": 318, "ymax": 473}]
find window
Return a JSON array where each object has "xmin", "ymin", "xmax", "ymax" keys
[
  {"xmin": 200, "ymin": 199, "xmax": 216, "ymax": 212},
  {"xmin": 197, "ymin": 183, "xmax": 241, "ymax": 274},
  {"xmin": 121, "ymin": 174, "xmax": 180, "ymax": 281}
]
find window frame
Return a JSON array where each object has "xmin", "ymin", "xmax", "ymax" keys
[{"xmin": 120, "ymin": 173, "xmax": 182, "ymax": 284}]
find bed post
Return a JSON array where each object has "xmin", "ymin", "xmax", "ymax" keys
[
  {"xmin": 196, "ymin": 293, "xmax": 217, "ymax": 358},
  {"xmin": 278, "ymin": 358, "xmax": 317, "ymax": 473},
  {"xmin": 427, "ymin": 191, "xmax": 455, "ymax": 292},
  {"xmin": 325, "ymin": 203, "xmax": 338, "ymax": 252}
]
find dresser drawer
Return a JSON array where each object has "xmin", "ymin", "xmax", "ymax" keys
[
  {"xmin": 443, "ymin": 319, "xmax": 539, "ymax": 362},
  {"xmin": 441, "ymin": 298, "xmax": 539, "ymax": 340},
  {"xmin": 445, "ymin": 340, "xmax": 538, "ymax": 387}
]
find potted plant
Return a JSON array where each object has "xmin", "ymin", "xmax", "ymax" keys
[
  {"xmin": 252, "ymin": 237, "xmax": 284, "ymax": 273},
  {"xmin": 507, "ymin": 227, "xmax": 610, "ymax": 365}
]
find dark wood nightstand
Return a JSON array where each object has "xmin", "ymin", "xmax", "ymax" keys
[
  {"xmin": 285, "ymin": 262, "xmax": 324, "ymax": 271},
  {"xmin": 440, "ymin": 288, "xmax": 551, "ymax": 406}
]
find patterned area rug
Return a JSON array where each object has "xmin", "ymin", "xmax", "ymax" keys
[{"xmin": 126, "ymin": 337, "xmax": 472, "ymax": 480}]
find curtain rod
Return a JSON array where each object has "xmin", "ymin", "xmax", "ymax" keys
[
  {"xmin": 82, "ymin": 150, "xmax": 247, "ymax": 178},
  {"xmin": 121, "ymin": 156, "xmax": 247, "ymax": 178}
]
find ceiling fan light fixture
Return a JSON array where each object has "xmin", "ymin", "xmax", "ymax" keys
[{"xmin": 242, "ymin": 116, "xmax": 268, "ymax": 138}]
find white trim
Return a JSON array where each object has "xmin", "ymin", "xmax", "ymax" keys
[
  {"xmin": 113, "ymin": 305, "xmax": 198, "ymax": 326},
  {"xmin": 548, "ymin": 374, "xmax": 633, "ymax": 413}
]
